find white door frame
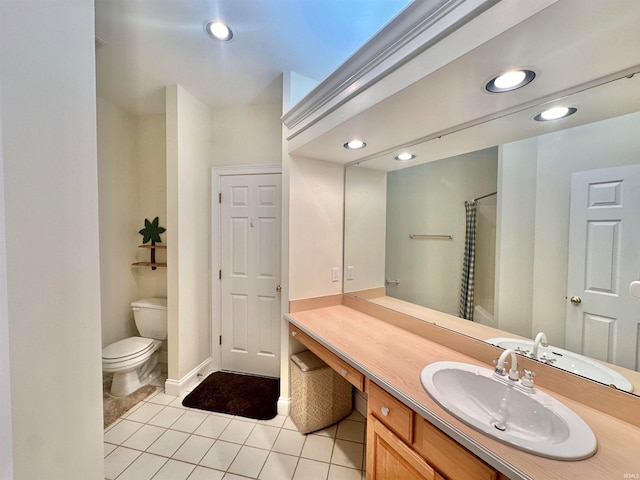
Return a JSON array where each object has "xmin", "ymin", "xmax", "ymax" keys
[{"xmin": 211, "ymin": 165, "xmax": 282, "ymax": 372}]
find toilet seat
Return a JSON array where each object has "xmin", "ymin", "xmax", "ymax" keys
[{"xmin": 103, "ymin": 336, "xmax": 156, "ymax": 363}]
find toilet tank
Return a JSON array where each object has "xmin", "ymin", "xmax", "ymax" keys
[{"xmin": 132, "ymin": 297, "xmax": 167, "ymax": 340}]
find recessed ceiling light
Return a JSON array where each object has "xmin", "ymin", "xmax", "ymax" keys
[
  {"xmin": 395, "ymin": 153, "xmax": 416, "ymax": 161},
  {"xmin": 343, "ymin": 139, "xmax": 367, "ymax": 150},
  {"xmin": 204, "ymin": 20, "xmax": 233, "ymax": 41},
  {"xmin": 485, "ymin": 69, "xmax": 536, "ymax": 93},
  {"xmin": 534, "ymin": 106, "xmax": 577, "ymax": 121}
]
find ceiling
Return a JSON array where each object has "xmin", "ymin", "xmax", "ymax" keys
[
  {"xmin": 95, "ymin": 0, "xmax": 412, "ymax": 116},
  {"xmin": 286, "ymin": 0, "xmax": 640, "ymax": 166}
]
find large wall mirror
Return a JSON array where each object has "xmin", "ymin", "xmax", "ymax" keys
[{"xmin": 344, "ymin": 71, "xmax": 640, "ymax": 396}]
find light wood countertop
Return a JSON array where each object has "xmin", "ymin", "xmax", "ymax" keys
[
  {"xmin": 365, "ymin": 295, "xmax": 640, "ymax": 393},
  {"xmin": 286, "ymin": 304, "xmax": 640, "ymax": 480}
]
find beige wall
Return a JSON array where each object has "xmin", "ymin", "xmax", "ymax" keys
[
  {"xmin": 211, "ymin": 102, "xmax": 282, "ymax": 167},
  {"xmin": 166, "ymin": 85, "xmax": 213, "ymax": 382},
  {"xmin": 344, "ymin": 166, "xmax": 387, "ymax": 292},
  {"xmin": 0, "ymin": 0, "xmax": 104, "ymax": 478},
  {"xmin": 97, "ymin": 100, "xmax": 167, "ymax": 348},
  {"xmin": 289, "ymin": 156, "xmax": 345, "ymax": 300},
  {"xmin": 135, "ymin": 113, "xmax": 168, "ymax": 299},
  {"xmin": 97, "ymin": 98, "xmax": 140, "ymax": 346},
  {"xmin": 385, "ymin": 148, "xmax": 498, "ymax": 316}
]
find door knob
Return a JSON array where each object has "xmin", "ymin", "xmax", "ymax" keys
[
  {"xmin": 276, "ymin": 285, "xmax": 282, "ymax": 293},
  {"xmin": 570, "ymin": 296, "xmax": 582, "ymax": 304}
]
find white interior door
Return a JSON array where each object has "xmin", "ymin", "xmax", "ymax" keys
[
  {"xmin": 219, "ymin": 173, "xmax": 281, "ymax": 377},
  {"xmin": 566, "ymin": 164, "xmax": 640, "ymax": 370}
]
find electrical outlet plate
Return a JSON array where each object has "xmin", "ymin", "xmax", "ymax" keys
[{"xmin": 331, "ymin": 267, "xmax": 339, "ymax": 282}]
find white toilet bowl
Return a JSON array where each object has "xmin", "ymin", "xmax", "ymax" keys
[
  {"xmin": 103, "ymin": 336, "xmax": 163, "ymax": 397},
  {"xmin": 103, "ymin": 297, "xmax": 168, "ymax": 397}
]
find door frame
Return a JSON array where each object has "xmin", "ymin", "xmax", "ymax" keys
[{"xmin": 211, "ymin": 165, "xmax": 282, "ymax": 372}]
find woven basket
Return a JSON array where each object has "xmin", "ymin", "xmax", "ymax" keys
[{"xmin": 290, "ymin": 356, "xmax": 352, "ymax": 434}]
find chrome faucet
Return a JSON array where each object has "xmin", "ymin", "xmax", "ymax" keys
[{"xmin": 494, "ymin": 349, "xmax": 520, "ymax": 381}]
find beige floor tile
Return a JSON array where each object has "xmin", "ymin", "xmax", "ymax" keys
[
  {"xmin": 301, "ymin": 434, "xmax": 335, "ymax": 463},
  {"xmin": 186, "ymin": 466, "xmax": 225, "ymax": 480},
  {"xmin": 195, "ymin": 415, "xmax": 232, "ymax": 439},
  {"xmin": 104, "ymin": 419, "xmax": 143, "ymax": 445},
  {"xmin": 245, "ymin": 424, "xmax": 280, "ymax": 450},
  {"xmin": 152, "ymin": 459, "xmax": 196, "ymax": 480},
  {"xmin": 293, "ymin": 458, "xmax": 330, "ymax": 480},
  {"xmin": 172, "ymin": 435, "xmax": 215, "ymax": 464},
  {"xmin": 117, "ymin": 452, "xmax": 166, "ymax": 480},
  {"xmin": 124, "ymin": 402, "xmax": 165, "ymax": 423},
  {"xmin": 331, "ymin": 439, "xmax": 364, "ymax": 470},
  {"xmin": 148, "ymin": 406, "xmax": 187, "ymax": 428},
  {"xmin": 227, "ymin": 445, "xmax": 269, "ymax": 478},
  {"xmin": 336, "ymin": 420, "xmax": 365, "ymax": 443},
  {"xmin": 258, "ymin": 451, "xmax": 298, "ymax": 480},
  {"xmin": 147, "ymin": 429, "xmax": 190, "ymax": 457},
  {"xmin": 328, "ymin": 464, "xmax": 362, "ymax": 480},
  {"xmin": 273, "ymin": 428, "xmax": 306, "ymax": 456},
  {"xmin": 199, "ymin": 440, "xmax": 241, "ymax": 471},
  {"xmin": 104, "ymin": 447, "xmax": 141, "ymax": 480},
  {"xmin": 171, "ymin": 410, "xmax": 209, "ymax": 433},
  {"xmin": 218, "ymin": 418, "xmax": 256, "ymax": 444}
]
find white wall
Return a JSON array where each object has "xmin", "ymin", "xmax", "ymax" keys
[
  {"xmin": 289, "ymin": 156, "xmax": 345, "ymax": 300},
  {"xmin": 385, "ymin": 148, "xmax": 498, "ymax": 316},
  {"xmin": 166, "ymin": 85, "xmax": 213, "ymax": 382},
  {"xmin": 498, "ymin": 111, "xmax": 640, "ymax": 346},
  {"xmin": 344, "ymin": 166, "xmax": 387, "ymax": 292},
  {"xmin": 0, "ymin": 0, "xmax": 104, "ymax": 478}
]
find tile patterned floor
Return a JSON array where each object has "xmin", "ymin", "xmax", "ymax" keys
[{"xmin": 104, "ymin": 384, "xmax": 367, "ymax": 480}]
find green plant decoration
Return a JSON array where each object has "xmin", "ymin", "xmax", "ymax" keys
[
  {"xmin": 139, "ymin": 217, "xmax": 166, "ymax": 244},
  {"xmin": 139, "ymin": 217, "xmax": 165, "ymax": 269}
]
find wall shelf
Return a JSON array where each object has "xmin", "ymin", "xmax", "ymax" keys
[
  {"xmin": 132, "ymin": 261, "xmax": 167, "ymax": 268},
  {"xmin": 133, "ymin": 243, "xmax": 167, "ymax": 270}
]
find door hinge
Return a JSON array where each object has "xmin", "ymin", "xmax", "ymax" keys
[
  {"xmin": 219, "ymin": 192, "xmax": 222, "ymax": 203},
  {"xmin": 219, "ymin": 270, "xmax": 222, "ymax": 280},
  {"xmin": 219, "ymin": 335, "xmax": 222, "ymax": 345}
]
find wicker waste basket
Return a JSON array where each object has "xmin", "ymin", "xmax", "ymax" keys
[{"xmin": 290, "ymin": 350, "xmax": 353, "ymax": 434}]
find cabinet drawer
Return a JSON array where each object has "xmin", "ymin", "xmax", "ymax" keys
[
  {"xmin": 368, "ymin": 381, "xmax": 414, "ymax": 444},
  {"xmin": 413, "ymin": 416, "xmax": 497, "ymax": 480},
  {"xmin": 289, "ymin": 323, "xmax": 364, "ymax": 391}
]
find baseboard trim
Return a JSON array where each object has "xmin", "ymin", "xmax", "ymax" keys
[
  {"xmin": 354, "ymin": 389, "xmax": 368, "ymax": 418},
  {"xmin": 277, "ymin": 396, "xmax": 291, "ymax": 416},
  {"xmin": 164, "ymin": 357, "xmax": 214, "ymax": 397}
]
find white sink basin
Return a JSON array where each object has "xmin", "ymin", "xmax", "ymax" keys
[
  {"xmin": 420, "ymin": 361, "xmax": 597, "ymax": 460},
  {"xmin": 486, "ymin": 337, "xmax": 633, "ymax": 392}
]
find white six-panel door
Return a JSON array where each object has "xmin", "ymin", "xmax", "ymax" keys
[
  {"xmin": 566, "ymin": 164, "xmax": 640, "ymax": 371},
  {"xmin": 219, "ymin": 174, "xmax": 281, "ymax": 377}
]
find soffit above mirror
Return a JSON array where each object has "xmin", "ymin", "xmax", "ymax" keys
[{"xmin": 286, "ymin": 0, "xmax": 640, "ymax": 165}]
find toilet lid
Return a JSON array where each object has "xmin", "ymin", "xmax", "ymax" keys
[{"xmin": 102, "ymin": 337, "xmax": 156, "ymax": 361}]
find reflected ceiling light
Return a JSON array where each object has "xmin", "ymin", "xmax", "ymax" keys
[
  {"xmin": 486, "ymin": 69, "xmax": 536, "ymax": 93},
  {"xmin": 534, "ymin": 106, "xmax": 577, "ymax": 121},
  {"xmin": 343, "ymin": 139, "xmax": 367, "ymax": 150},
  {"xmin": 204, "ymin": 20, "xmax": 233, "ymax": 41},
  {"xmin": 395, "ymin": 153, "xmax": 416, "ymax": 161}
]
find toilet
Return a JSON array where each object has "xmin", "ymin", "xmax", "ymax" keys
[{"xmin": 102, "ymin": 297, "xmax": 167, "ymax": 397}]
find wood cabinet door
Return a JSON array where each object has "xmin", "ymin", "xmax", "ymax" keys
[{"xmin": 367, "ymin": 415, "xmax": 436, "ymax": 480}]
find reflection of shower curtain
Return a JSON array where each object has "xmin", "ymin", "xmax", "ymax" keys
[{"xmin": 459, "ymin": 200, "xmax": 477, "ymax": 320}]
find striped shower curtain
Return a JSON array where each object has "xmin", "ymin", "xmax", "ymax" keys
[{"xmin": 459, "ymin": 200, "xmax": 477, "ymax": 320}]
